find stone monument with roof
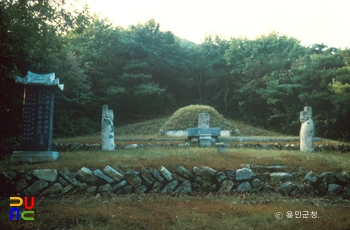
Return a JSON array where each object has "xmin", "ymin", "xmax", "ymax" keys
[{"xmin": 11, "ymin": 71, "xmax": 64, "ymax": 162}]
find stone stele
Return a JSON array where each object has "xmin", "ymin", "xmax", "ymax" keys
[
  {"xmin": 198, "ymin": 113, "xmax": 210, "ymax": 128},
  {"xmin": 12, "ymin": 71, "xmax": 64, "ymax": 163}
]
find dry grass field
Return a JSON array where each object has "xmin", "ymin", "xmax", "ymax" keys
[{"xmin": 1, "ymin": 192, "xmax": 350, "ymax": 229}]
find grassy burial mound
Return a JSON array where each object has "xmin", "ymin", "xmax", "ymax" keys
[{"xmin": 160, "ymin": 105, "xmax": 235, "ymax": 131}]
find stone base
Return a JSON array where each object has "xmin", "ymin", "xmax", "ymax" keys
[
  {"xmin": 199, "ymin": 134, "xmax": 212, "ymax": 147},
  {"xmin": 11, "ymin": 151, "xmax": 59, "ymax": 163},
  {"xmin": 215, "ymin": 142, "xmax": 226, "ymax": 154}
]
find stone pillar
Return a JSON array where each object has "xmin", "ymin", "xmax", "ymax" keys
[
  {"xmin": 101, "ymin": 105, "xmax": 115, "ymax": 151},
  {"xmin": 11, "ymin": 71, "xmax": 64, "ymax": 162},
  {"xmin": 300, "ymin": 106, "xmax": 314, "ymax": 152},
  {"xmin": 198, "ymin": 113, "xmax": 210, "ymax": 128}
]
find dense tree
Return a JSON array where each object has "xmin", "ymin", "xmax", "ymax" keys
[
  {"xmin": 224, "ymin": 32, "xmax": 303, "ymax": 126},
  {"xmin": 1, "ymin": 1, "xmax": 350, "ymax": 157},
  {"xmin": 0, "ymin": 0, "xmax": 84, "ymax": 151}
]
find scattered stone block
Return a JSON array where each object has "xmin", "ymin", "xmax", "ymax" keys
[
  {"xmin": 57, "ymin": 177, "xmax": 69, "ymax": 186},
  {"xmin": 113, "ymin": 180, "xmax": 127, "ymax": 192},
  {"xmin": 77, "ymin": 167, "xmax": 100, "ymax": 185},
  {"xmin": 237, "ymin": 181, "xmax": 252, "ymax": 193},
  {"xmin": 335, "ymin": 172, "xmax": 350, "ymax": 184},
  {"xmin": 202, "ymin": 166, "xmax": 217, "ymax": 177},
  {"xmin": 174, "ymin": 173, "xmax": 187, "ymax": 182},
  {"xmin": 328, "ymin": 184, "xmax": 343, "ymax": 196},
  {"xmin": 225, "ymin": 168, "xmax": 235, "ymax": 180},
  {"xmin": 135, "ymin": 185, "xmax": 148, "ymax": 193},
  {"xmin": 41, "ymin": 183, "xmax": 63, "ymax": 195},
  {"xmin": 161, "ymin": 180, "xmax": 178, "ymax": 193},
  {"xmin": 250, "ymin": 186, "xmax": 263, "ymax": 194},
  {"xmin": 270, "ymin": 172, "xmax": 293, "ymax": 182},
  {"xmin": 86, "ymin": 186, "xmax": 97, "ymax": 193},
  {"xmin": 159, "ymin": 166, "xmax": 173, "ymax": 181},
  {"xmin": 236, "ymin": 168, "xmax": 255, "ymax": 181},
  {"xmin": 93, "ymin": 169, "xmax": 114, "ymax": 183},
  {"xmin": 315, "ymin": 178, "xmax": 328, "ymax": 196},
  {"xmin": 103, "ymin": 166, "xmax": 124, "ymax": 182},
  {"xmin": 98, "ymin": 184, "xmax": 113, "ymax": 193},
  {"xmin": 342, "ymin": 185, "xmax": 350, "ymax": 199},
  {"xmin": 31, "ymin": 169, "xmax": 58, "ymax": 182},
  {"xmin": 320, "ymin": 172, "xmax": 336, "ymax": 184},
  {"xmin": 193, "ymin": 166, "xmax": 215, "ymax": 182},
  {"xmin": 277, "ymin": 182, "xmax": 297, "ymax": 195},
  {"xmin": 23, "ymin": 180, "xmax": 49, "ymax": 196},
  {"xmin": 123, "ymin": 185, "xmax": 133, "ymax": 194},
  {"xmin": 79, "ymin": 183, "xmax": 88, "ymax": 191},
  {"xmin": 263, "ymin": 184, "xmax": 275, "ymax": 193},
  {"xmin": 149, "ymin": 168, "xmax": 164, "ymax": 182},
  {"xmin": 18, "ymin": 171, "xmax": 33, "ymax": 182},
  {"xmin": 150, "ymin": 182, "xmax": 163, "ymax": 193},
  {"xmin": 251, "ymin": 178, "xmax": 261, "ymax": 188},
  {"xmin": 208, "ymin": 184, "xmax": 217, "ymax": 192},
  {"xmin": 125, "ymin": 144, "xmax": 138, "ymax": 149},
  {"xmin": 175, "ymin": 165, "xmax": 196, "ymax": 181},
  {"xmin": 124, "ymin": 170, "xmax": 142, "ymax": 188},
  {"xmin": 175, "ymin": 180, "xmax": 192, "ymax": 193},
  {"xmin": 218, "ymin": 180, "xmax": 234, "ymax": 193},
  {"xmin": 140, "ymin": 167, "xmax": 156, "ymax": 185},
  {"xmin": 62, "ymin": 184, "xmax": 74, "ymax": 194},
  {"xmin": 303, "ymin": 171, "xmax": 319, "ymax": 184},
  {"xmin": 59, "ymin": 167, "xmax": 80, "ymax": 186},
  {"xmin": 216, "ymin": 171, "xmax": 227, "ymax": 184}
]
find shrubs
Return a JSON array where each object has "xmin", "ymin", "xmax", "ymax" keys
[{"xmin": 160, "ymin": 105, "xmax": 235, "ymax": 130}]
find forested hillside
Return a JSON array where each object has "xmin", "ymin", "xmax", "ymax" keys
[{"xmin": 1, "ymin": 0, "xmax": 349, "ymax": 153}]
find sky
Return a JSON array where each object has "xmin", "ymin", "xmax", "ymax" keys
[{"xmin": 81, "ymin": 0, "xmax": 350, "ymax": 48}]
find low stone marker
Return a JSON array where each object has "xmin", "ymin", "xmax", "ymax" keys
[
  {"xmin": 215, "ymin": 142, "xmax": 226, "ymax": 154},
  {"xmin": 188, "ymin": 113, "xmax": 221, "ymax": 147},
  {"xmin": 300, "ymin": 106, "xmax": 314, "ymax": 152},
  {"xmin": 11, "ymin": 71, "xmax": 64, "ymax": 162},
  {"xmin": 101, "ymin": 105, "xmax": 115, "ymax": 151}
]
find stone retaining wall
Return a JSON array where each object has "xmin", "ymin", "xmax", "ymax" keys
[
  {"xmin": 51, "ymin": 142, "xmax": 350, "ymax": 152},
  {"xmin": 1, "ymin": 165, "xmax": 350, "ymax": 199}
]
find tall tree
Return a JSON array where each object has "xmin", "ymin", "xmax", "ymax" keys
[
  {"xmin": 0, "ymin": 0, "xmax": 79, "ymax": 152},
  {"xmin": 224, "ymin": 32, "xmax": 302, "ymax": 126}
]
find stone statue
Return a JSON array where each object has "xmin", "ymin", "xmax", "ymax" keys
[
  {"xmin": 101, "ymin": 105, "xmax": 115, "ymax": 151},
  {"xmin": 300, "ymin": 106, "xmax": 314, "ymax": 152}
]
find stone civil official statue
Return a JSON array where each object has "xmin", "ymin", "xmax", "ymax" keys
[{"xmin": 300, "ymin": 106, "xmax": 314, "ymax": 152}]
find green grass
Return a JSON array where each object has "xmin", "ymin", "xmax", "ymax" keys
[
  {"xmin": 1, "ymin": 148, "xmax": 350, "ymax": 173},
  {"xmin": 160, "ymin": 105, "xmax": 234, "ymax": 130},
  {"xmin": 53, "ymin": 115, "xmax": 288, "ymax": 144}
]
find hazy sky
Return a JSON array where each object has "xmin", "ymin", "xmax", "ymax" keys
[{"xmin": 81, "ymin": 0, "xmax": 349, "ymax": 48}]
